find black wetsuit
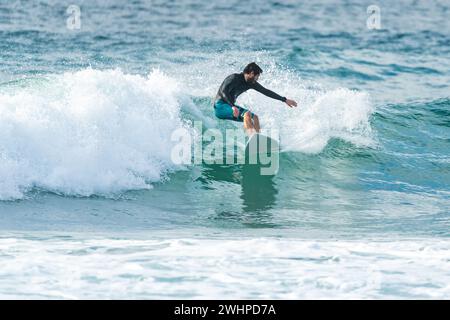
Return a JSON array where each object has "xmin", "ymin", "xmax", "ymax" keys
[{"xmin": 215, "ymin": 73, "xmax": 287, "ymax": 106}]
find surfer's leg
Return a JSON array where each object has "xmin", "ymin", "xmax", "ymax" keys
[
  {"xmin": 243, "ymin": 111, "xmax": 256, "ymax": 136},
  {"xmin": 243, "ymin": 111, "xmax": 260, "ymax": 133},
  {"xmin": 253, "ymin": 114, "xmax": 260, "ymax": 133}
]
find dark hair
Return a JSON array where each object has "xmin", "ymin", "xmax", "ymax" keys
[{"xmin": 243, "ymin": 62, "xmax": 263, "ymax": 75}]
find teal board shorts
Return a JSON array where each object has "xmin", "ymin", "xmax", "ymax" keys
[{"xmin": 214, "ymin": 99, "xmax": 253, "ymax": 122}]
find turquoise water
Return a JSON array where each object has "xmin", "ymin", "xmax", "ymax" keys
[{"xmin": 0, "ymin": 0, "xmax": 449, "ymax": 299}]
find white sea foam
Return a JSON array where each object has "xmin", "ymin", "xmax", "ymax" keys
[
  {"xmin": 0, "ymin": 68, "xmax": 191, "ymax": 200},
  {"xmin": 0, "ymin": 237, "xmax": 449, "ymax": 299}
]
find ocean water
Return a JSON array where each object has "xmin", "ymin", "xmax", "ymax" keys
[{"xmin": 0, "ymin": 0, "xmax": 449, "ymax": 299}]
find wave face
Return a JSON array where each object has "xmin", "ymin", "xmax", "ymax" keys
[
  {"xmin": 0, "ymin": 65, "xmax": 377, "ymax": 200},
  {"xmin": 0, "ymin": 69, "xmax": 190, "ymax": 200}
]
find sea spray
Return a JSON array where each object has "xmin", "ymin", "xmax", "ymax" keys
[{"xmin": 0, "ymin": 69, "xmax": 191, "ymax": 200}]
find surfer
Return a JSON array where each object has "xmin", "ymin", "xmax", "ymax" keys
[{"xmin": 214, "ymin": 62, "xmax": 297, "ymax": 135}]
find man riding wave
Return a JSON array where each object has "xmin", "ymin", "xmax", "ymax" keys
[{"xmin": 214, "ymin": 62, "xmax": 297, "ymax": 135}]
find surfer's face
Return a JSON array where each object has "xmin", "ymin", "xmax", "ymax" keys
[{"xmin": 246, "ymin": 72, "xmax": 260, "ymax": 83}]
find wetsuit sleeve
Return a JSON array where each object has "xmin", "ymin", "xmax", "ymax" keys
[
  {"xmin": 218, "ymin": 75, "xmax": 236, "ymax": 106},
  {"xmin": 251, "ymin": 82, "xmax": 287, "ymax": 102}
]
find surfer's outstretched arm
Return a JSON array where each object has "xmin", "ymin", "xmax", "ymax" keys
[{"xmin": 252, "ymin": 82, "xmax": 298, "ymax": 108}]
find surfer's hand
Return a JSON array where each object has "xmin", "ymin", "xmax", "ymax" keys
[
  {"xmin": 285, "ymin": 99, "xmax": 297, "ymax": 108},
  {"xmin": 232, "ymin": 106, "xmax": 239, "ymax": 118}
]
